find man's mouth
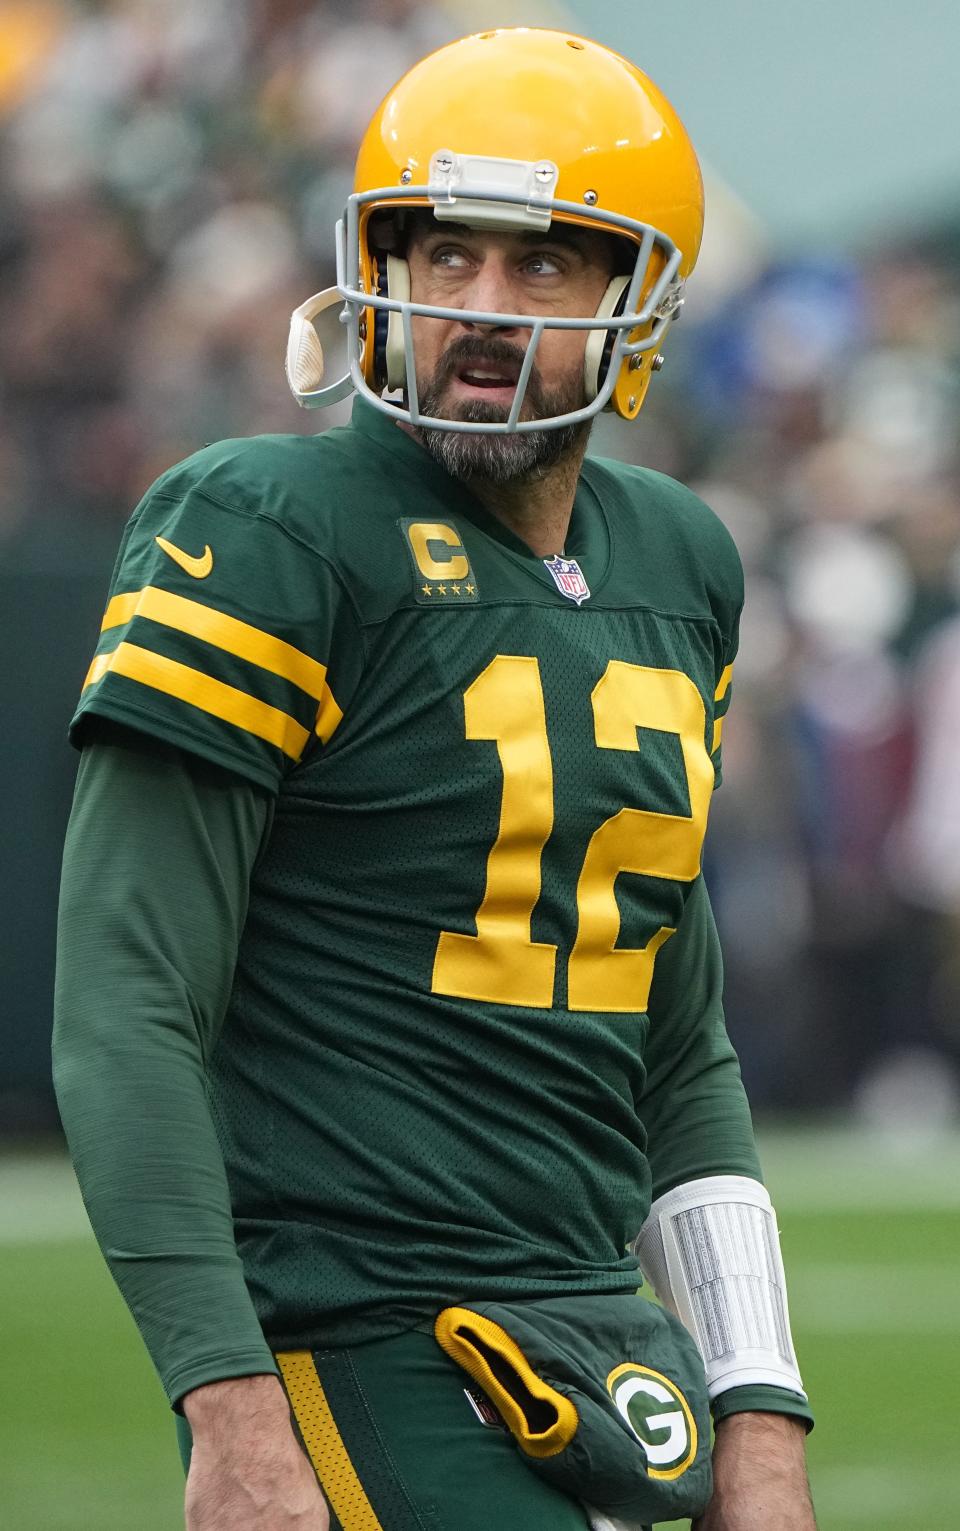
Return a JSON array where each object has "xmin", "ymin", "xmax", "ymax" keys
[
  {"xmin": 455, "ymin": 362, "xmax": 521, "ymax": 387},
  {"xmin": 450, "ymin": 359, "xmax": 523, "ymax": 401}
]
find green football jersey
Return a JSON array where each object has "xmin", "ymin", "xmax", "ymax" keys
[{"xmin": 71, "ymin": 396, "xmax": 757, "ymax": 1353}]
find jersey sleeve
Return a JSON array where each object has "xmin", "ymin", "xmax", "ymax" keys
[
  {"xmin": 710, "ymin": 627, "xmax": 737, "ymax": 787},
  {"xmin": 639, "ymin": 875, "xmax": 761, "ymax": 1198},
  {"xmin": 71, "ymin": 464, "xmax": 362, "ymax": 792},
  {"xmin": 709, "ymin": 555, "xmax": 741, "ymax": 790},
  {"xmin": 53, "ymin": 724, "xmax": 279, "ymax": 1407}
]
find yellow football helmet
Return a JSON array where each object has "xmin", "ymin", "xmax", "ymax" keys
[{"xmin": 286, "ymin": 27, "xmax": 704, "ymax": 432}]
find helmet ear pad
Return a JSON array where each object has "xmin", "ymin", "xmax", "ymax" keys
[
  {"xmin": 371, "ymin": 254, "xmax": 411, "ymax": 392},
  {"xmin": 583, "ymin": 276, "xmax": 631, "ymax": 403}
]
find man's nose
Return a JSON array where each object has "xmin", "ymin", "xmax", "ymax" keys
[{"xmin": 457, "ymin": 260, "xmax": 523, "ymax": 336}]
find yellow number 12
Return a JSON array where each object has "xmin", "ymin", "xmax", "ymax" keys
[{"xmin": 432, "ymin": 655, "xmax": 714, "ymax": 1014}]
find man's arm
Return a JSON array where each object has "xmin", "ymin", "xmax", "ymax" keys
[
  {"xmin": 640, "ymin": 875, "xmax": 761, "ymax": 1196},
  {"xmin": 694, "ymin": 1413, "xmax": 816, "ymax": 1531},
  {"xmin": 183, "ymin": 1375, "xmax": 328, "ymax": 1530},
  {"xmin": 638, "ymin": 877, "xmax": 817, "ymax": 1527},
  {"xmin": 53, "ymin": 723, "xmax": 328, "ymax": 1528},
  {"xmin": 53, "ymin": 722, "xmax": 276, "ymax": 1402}
]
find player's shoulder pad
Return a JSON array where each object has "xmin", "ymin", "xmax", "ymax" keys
[
  {"xmin": 145, "ymin": 426, "xmax": 366, "ymax": 554},
  {"xmin": 139, "ymin": 427, "xmax": 419, "ymax": 624},
  {"xmin": 585, "ymin": 456, "xmax": 744, "ymax": 624},
  {"xmin": 586, "ymin": 457, "xmax": 742, "ymax": 575},
  {"xmin": 76, "ymin": 430, "xmax": 370, "ymax": 792}
]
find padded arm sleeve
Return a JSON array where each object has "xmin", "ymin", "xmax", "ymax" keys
[
  {"xmin": 633, "ymin": 1176, "xmax": 813, "ymax": 1431},
  {"xmin": 52, "ymin": 721, "xmax": 277, "ymax": 1407}
]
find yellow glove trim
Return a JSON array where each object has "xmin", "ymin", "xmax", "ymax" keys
[{"xmin": 435, "ymin": 1306, "xmax": 578, "ymax": 1459}]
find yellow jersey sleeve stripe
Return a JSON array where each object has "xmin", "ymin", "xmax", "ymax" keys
[
  {"xmin": 100, "ymin": 584, "xmax": 342, "ymax": 741},
  {"xmin": 714, "ymin": 663, "xmax": 733, "ymax": 702},
  {"xmin": 82, "ymin": 641, "xmax": 309, "ymax": 760},
  {"xmin": 276, "ymin": 1351, "xmax": 384, "ymax": 1531},
  {"xmin": 711, "ymin": 715, "xmax": 725, "ymax": 756},
  {"xmin": 102, "ymin": 591, "xmax": 140, "ymax": 628},
  {"xmin": 315, "ymin": 690, "xmax": 343, "ymax": 744},
  {"xmin": 84, "ymin": 651, "xmax": 112, "ymax": 690}
]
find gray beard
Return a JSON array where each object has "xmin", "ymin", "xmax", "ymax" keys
[
  {"xmin": 415, "ymin": 399, "xmax": 587, "ymax": 484},
  {"xmin": 413, "ymin": 356, "xmax": 589, "ymax": 483}
]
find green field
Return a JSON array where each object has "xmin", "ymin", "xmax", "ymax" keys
[{"xmin": 3, "ymin": 1129, "xmax": 959, "ymax": 1531}]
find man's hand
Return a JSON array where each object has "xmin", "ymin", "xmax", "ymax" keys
[
  {"xmin": 183, "ymin": 1375, "xmax": 330, "ymax": 1530},
  {"xmin": 693, "ymin": 1412, "xmax": 817, "ymax": 1531}
]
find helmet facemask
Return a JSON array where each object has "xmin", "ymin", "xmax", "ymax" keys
[{"xmin": 287, "ymin": 154, "xmax": 685, "ymax": 434}]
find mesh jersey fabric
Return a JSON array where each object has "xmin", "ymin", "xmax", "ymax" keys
[{"xmin": 70, "ymin": 396, "xmax": 758, "ymax": 1354}]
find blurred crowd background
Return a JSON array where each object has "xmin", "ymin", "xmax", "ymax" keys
[{"xmin": 2, "ymin": 0, "xmax": 959, "ymax": 1134}]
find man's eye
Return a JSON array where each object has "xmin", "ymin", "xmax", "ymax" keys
[
  {"xmin": 432, "ymin": 247, "xmax": 470, "ymax": 268},
  {"xmin": 524, "ymin": 253, "xmax": 563, "ymax": 276}
]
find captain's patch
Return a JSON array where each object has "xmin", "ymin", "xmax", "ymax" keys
[{"xmin": 399, "ymin": 519, "xmax": 479, "ymax": 605}]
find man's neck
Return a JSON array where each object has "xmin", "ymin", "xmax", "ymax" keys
[{"xmin": 465, "ymin": 444, "xmax": 586, "ymax": 557}]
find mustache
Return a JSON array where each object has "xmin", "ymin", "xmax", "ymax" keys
[{"xmin": 431, "ymin": 335, "xmax": 543, "ymax": 403}]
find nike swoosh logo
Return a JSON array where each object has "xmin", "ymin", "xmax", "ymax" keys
[{"xmin": 155, "ymin": 536, "xmax": 214, "ymax": 579}]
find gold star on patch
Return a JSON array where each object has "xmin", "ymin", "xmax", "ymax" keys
[
  {"xmin": 421, "ymin": 584, "xmax": 433, "ymax": 596},
  {"xmin": 438, "ymin": 584, "xmax": 447, "ymax": 595},
  {"xmin": 466, "ymin": 583, "xmax": 476, "ymax": 595},
  {"xmin": 452, "ymin": 583, "xmax": 461, "ymax": 595}
]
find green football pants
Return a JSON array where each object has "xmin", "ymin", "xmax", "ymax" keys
[{"xmin": 176, "ymin": 1327, "xmax": 594, "ymax": 1531}]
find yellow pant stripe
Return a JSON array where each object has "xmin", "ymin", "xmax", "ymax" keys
[
  {"xmin": 276, "ymin": 1351, "xmax": 384, "ymax": 1531},
  {"xmin": 82, "ymin": 642, "xmax": 309, "ymax": 760},
  {"xmin": 99, "ymin": 586, "xmax": 343, "ymax": 740}
]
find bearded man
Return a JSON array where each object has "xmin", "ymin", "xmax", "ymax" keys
[{"xmin": 54, "ymin": 28, "xmax": 816, "ymax": 1531}]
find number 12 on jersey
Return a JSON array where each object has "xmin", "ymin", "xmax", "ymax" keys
[{"xmin": 432, "ymin": 654, "xmax": 715, "ymax": 1014}]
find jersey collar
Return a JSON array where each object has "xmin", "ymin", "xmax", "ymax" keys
[{"xmin": 348, "ymin": 396, "xmax": 612, "ymax": 598}]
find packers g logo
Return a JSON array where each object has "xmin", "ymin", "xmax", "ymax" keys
[{"xmin": 606, "ymin": 1363, "xmax": 697, "ymax": 1481}]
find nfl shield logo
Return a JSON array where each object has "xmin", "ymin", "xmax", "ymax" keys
[{"xmin": 543, "ymin": 555, "xmax": 591, "ymax": 606}]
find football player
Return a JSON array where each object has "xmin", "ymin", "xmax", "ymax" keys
[{"xmin": 53, "ymin": 28, "xmax": 817, "ymax": 1531}]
